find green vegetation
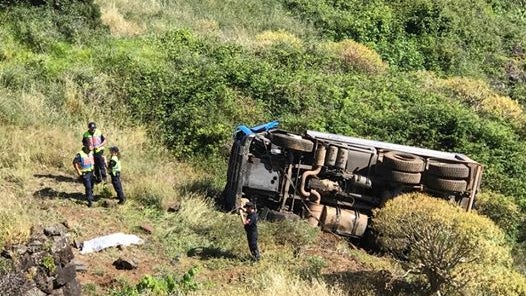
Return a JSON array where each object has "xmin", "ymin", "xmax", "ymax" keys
[
  {"xmin": 112, "ymin": 267, "xmax": 199, "ymax": 295},
  {"xmin": 41, "ymin": 254, "xmax": 56, "ymax": 273},
  {"xmin": 374, "ymin": 193, "xmax": 526, "ymax": 295},
  {"xmin": 1, "ymin": 0, "xmax": 526, "ymax": 294}
]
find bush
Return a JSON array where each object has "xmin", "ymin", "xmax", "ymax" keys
[
  {"xmin": 112, "ymin": 267, "xmax": 200, "ymax": 295},
  {"xmin": 282, "ymin": 0, "xmax": 524, "ymax": 74},
  {"xmin": 324, "ymin": 39, "xmax": 388, "ymax": 74},
  {"xmin": 464, "ymin": 264, "xmax": 526, "ymax": 296},
  {"xmin": 1, "ymin": 0, "xmax": 105, "ymax": 51},
  {"xmin": 373, "ymin": 193, "xmax": 515, "ymax": 295},
  {"xmin": 475, "ymin": 191, "xmax": 524, "ymax": 242}
]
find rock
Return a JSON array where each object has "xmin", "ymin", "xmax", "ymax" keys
[
  {"xmin": 0, "ymin": 271, "xmax": 29, "ymax": 295},
  {"xmin": 20, "ymin": 252, "xmax": 46, "ymax": 273},
  {"xmin": 34, "ymin": 268, "xmax": 54, "ymax": 294},
  {"xmin": 27, "ymin": 239, "xmax": 44, "ymax": 254},
  {"xmin": 167, "ymin": 203, "xmax": 181, "ymax": 212},
  {"xmin": 71, "ymin": 259, "xmax": 88, "ymax": 273},
  {"xmin": 3, "ymin": 244, "xmax": 29, "ymax": 258},
  {"xmin": 61, "ymin": 220, "xmax": 70, "ymax": 229},
  {"xmin": 113, "ymin": 257, "xmax": 138, "ymax": 270},
  {"xmin": 20, "ymin": 253, "xmax": 35, "ymax": 271},
  {"xmin": 1, "ymin": 249, "xmax": 14, "ymax": 259},
  {"xmin": 62, "ymin": 279, "xmax": 81, "ymax": 296},
  {"xmin": 22, "ymin": 287, "xmax": 46, "ymax": 296},
  {"xmin": 53, "ymin": 263, "xmax": 76, "ymax": 288},
  {"xmin": 139, "ymin": 224, "xmax": 154, "ymax": 234},
  {"xmin": 44, "ymin": 225, "xmax": 68, "ymax": 237},
  {"xmin": 50, "ymin": 288, "xmax": 64, "ymax": 296},
  {"xmin": 51, "ymin": 237, "xmax": 74, "ymax": 266}
]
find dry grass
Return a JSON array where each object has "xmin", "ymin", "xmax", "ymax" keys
[
  {"xmin": 94, "ymin": 0, "xmax": 315, "ymax": 45},
  {"xmin": 0, "ymin": 87, "xmax": 52, "ymax": 126},
  {"xmin": 254, "ymin": 30, "xmax": 302, "ymax": 48},
  {"xmin": 324, "ymin": 39, "xmax": 388, "ymax": 75},
  {"xmin": 0, "ymin": 190, "xmax": 32, "ymax": 247},
  {"xmin": 99, "ymin": 3, "xmax": 144, "ymax": 36},
  {"xmin": 196, "ymin": 267, "xmax": 346, "ymax": 296}
]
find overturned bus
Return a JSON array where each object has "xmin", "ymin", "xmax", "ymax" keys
[{"xmin": 222, "ymin": 121, "xmax": 483, "ymax": 238}]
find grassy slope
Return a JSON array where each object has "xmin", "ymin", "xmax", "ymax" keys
[
  {"xmin": 0, "ymin": 2, "xmax": 399, "ymax": 295},
  {"xmin": 0, "ymin": 0, "xmax": 525, "ymax": 294},
  {"xmin": 3, "ymin": 122, "xmax": 397, "ymax": 295}
]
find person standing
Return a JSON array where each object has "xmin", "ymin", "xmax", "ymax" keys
[
  {"xmin": 107, "ymin": 146, "xmax": 126, "ymax": 205},
  {"xmin": 73, "ymin": 145, "xmax": 95, "ymax": 207},
  {"xmin": 240, "ymin": 202, "xmax": 260, "ymax": 261},
  {"xmin": 82, "ymin": 122, "xmax": 107, "ymax": 183}
]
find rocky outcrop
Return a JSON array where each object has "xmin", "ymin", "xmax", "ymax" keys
[{"xmin": 0, "ymin": 224, "xmax": 81, "ymax": 296}]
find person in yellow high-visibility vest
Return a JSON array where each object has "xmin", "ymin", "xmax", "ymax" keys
[
  {"xmin": 73, "ymin": 145, "xmax": 95, "ymax": 207},
  {"xmin": 82, "ymin": 122, "xmax": 107, "ymax": 183},
  {"xmin": 107, "ymin": 146, "xmax": 126, "ymax": 205}
]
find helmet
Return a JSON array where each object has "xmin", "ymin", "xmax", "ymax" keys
[{"xmin": 88, "ymin": 122, "xmax": 96, "ymax": 129}]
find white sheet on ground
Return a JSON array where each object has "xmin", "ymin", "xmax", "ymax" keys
[{"xmin": 80, "ymin": 232, "xmax": 144, "ymax": 254}]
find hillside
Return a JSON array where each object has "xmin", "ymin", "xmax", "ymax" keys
[{"xmin": 1, "ymin": 0, "xmax": 526, "ymax": 295}]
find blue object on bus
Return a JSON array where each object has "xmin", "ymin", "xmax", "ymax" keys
[{"xmin": 235, "ymin": 120, "xmax": 279, "ymax": 138}]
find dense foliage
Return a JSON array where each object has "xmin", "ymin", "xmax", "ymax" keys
[
  {"xmin": 374, "ymin": 193, "xmax": 526, "ymax": 295},
  {"xmin": 281, "ymin": 0, "xmax": 526, "ymax": 101}
]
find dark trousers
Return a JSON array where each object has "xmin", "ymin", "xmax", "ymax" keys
[
  {"xmin": 81, "ymin": 171, "xmax": 94, "ymax": 205},
  {"xmin": 246, "ymin": 232, "xmax": 260, "ymax": 260},
  {"xmin": 111, "ymin": 173, "xmax": 125, "ymax": 202},
  {"xmin": 94, "ymin": 151, "xmax": 107, "ymax": 182}
]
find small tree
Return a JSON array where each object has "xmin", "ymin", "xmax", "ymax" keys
[{"xmin": 373, "ymin": 193, "xmax": 515, "ymax": 295}]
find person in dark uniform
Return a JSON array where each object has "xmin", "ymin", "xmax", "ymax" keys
[
  {"xmin": 73, "ymin": 145, "xmax": 95, "ymax": 207},
  {"xmin": 107, "ymin": 146, "xmax": 126, "ymax": 204},
  {"xmin": 82, "ymin": 122, "xmax": 107, "ymax": 183},
  {"xmin": 240, "ymin": 202, "xmax": 260, "ymax": 261}
]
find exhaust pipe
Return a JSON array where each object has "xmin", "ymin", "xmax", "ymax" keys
[{"xmin": 299, "ymin": 145, "xmax": 326, "ymax": 226}]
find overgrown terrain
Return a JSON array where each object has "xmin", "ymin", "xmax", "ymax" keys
[{"xmin": 1, "ymin": 0, "xmax": 526, "ymax": 295}]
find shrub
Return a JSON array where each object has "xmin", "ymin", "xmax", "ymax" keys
[
  {"xmin": 112, "ymin": 267, "xmax": 200, "ymax": 295},
  {"xmin": 464, "ymin": 264, "xmax": 526, "ymax": 296},
  {"xmin": 324, "ymin": 39, "xmax": 388, "ymax": 74},
  {"xmin": 441, "ymin": 77, "xmax": 494, "ymax": 106},
  {"xmin": 373, "ymin": 193, "xmax": 513, "ymax": 295},
  {"xmin": 479, "ymin": 95, "xmax": 525, "ymax": 125},
  {"xmin": 475, "ymin": 191, "xmax": 524, "ymax": 241},
  {"xmin": 1, "ymin": 0, "xmax": 105, "ymax": 51}
]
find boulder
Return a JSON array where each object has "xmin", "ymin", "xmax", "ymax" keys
[
  {"xmin": 53, "ymin": 263, "xmax": 76, "ymax": 288},
  {"xmin": 113, "ymin": 257, "xmax": 138, "ymax": 270},
  {"xmin": 44, "ymin": 224, "xmax": 68, "ymax": 237}
]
